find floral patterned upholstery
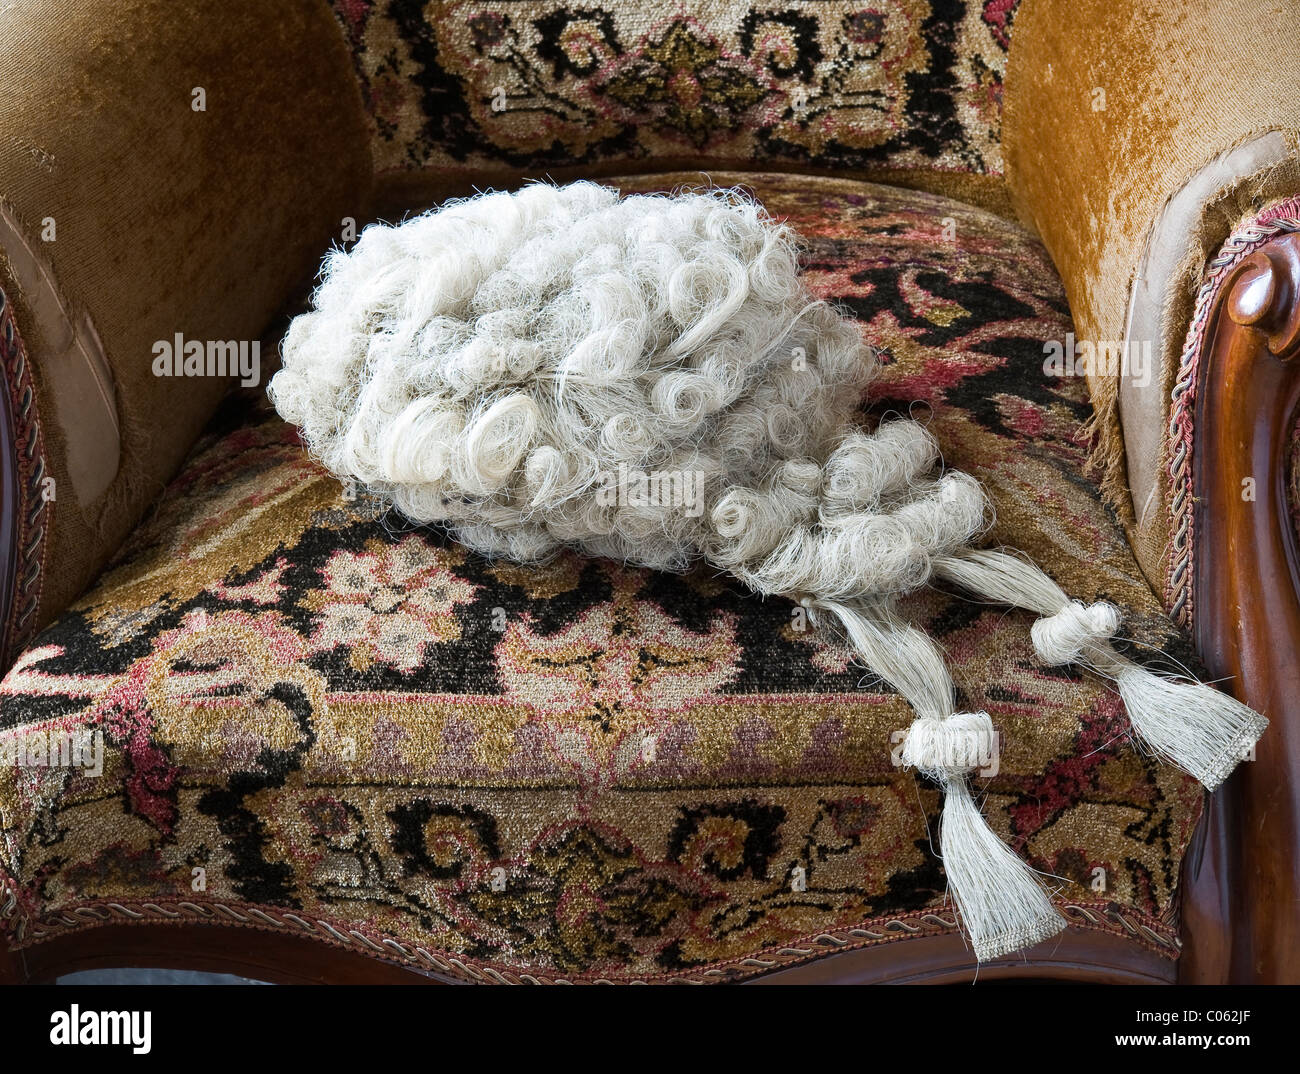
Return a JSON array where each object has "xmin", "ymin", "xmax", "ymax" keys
[
  {"xmin": 329, "ymin": 1, "xmax": 1020, "ymax": 177},
  {"xmin": 0, "ymin": 174, "xmax": 1198, "ymax": 982}
]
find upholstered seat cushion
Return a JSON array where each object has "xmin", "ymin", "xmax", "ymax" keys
[{"xmin": 0, "ymin": 174, "xmax": 1199, "ymax": 982}]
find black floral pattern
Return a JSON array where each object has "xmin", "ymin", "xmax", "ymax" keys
[{"xmin": 330, "ymin": 1, "xmax": 1021, "ymax": 175}]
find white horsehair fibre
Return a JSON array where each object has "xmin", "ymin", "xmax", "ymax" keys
[{"xmin": 269, "ymin": 181, "xmax": 1267, "ymax": 962}]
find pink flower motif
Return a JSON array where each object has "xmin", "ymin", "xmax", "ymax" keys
[{"xmin": 307, "ymin": 536, "xmax": 478, "ymax": 672}]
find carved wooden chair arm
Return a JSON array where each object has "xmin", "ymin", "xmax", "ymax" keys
[{"xmin": 1179, "ymin": 233, "xmax": 1300, "ymax": 983}]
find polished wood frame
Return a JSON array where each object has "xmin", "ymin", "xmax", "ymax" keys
[
  {"xmin": 1179, "ymin": 233, "xmax": 1300, "ymax": 984},
  {"xmin": 3, "ymin": 240, "xmax": 1296, "ymax": 987}
]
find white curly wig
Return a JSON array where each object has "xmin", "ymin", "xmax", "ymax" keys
[
  {"xmin": 269, "ymin": 180, "xmax": 1264, "ymax": 963},
  {"xmin": 270, "ymin": 181, "xmax": 984, "ymax": 597}
]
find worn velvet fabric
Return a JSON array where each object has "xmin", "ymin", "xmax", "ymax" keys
[
  {"xmin": 0, "ymin": 176, "xmax": 1199, "ymax": 980},
  {"xmin": 1002, "ymin": 0, "xmax": 1300, "ymax": 588},
  {"xmin": 0, "ymin": 0, "xmax": 372, "ymax": 642}
]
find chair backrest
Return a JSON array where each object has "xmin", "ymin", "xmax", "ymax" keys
[{"xmin": 328, "ymin": 1, "xmax": 1021, "ymax": 199}]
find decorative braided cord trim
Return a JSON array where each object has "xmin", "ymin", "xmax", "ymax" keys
[
  {"xmin": 0, "ymin": 890, "xmax": 1180, "ymax": 983},
  {"xmin": 0, "ymin": 281, "xmax": 50, "ymax": 655},
  {"xmin": 1166, "ymin": 200, "xmax": 1300, "ymax": 626}
]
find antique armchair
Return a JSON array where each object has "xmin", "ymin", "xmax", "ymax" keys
[{"xmin": 0, "ymin": 0, "xmax": 1296, "ymax": 984}]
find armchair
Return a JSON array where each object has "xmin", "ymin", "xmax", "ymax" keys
[{"xmin": 0, "ymin": 0, "xmax": 1295, "ymax": 984}]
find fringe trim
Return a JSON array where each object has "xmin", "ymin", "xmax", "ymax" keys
[{"xmin": 1082, "ymin": 374, "xmax": 1134, "ymax": 528}]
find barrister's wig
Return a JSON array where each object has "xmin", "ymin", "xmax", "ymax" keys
[{"xmin": 271, "ymin": 181, "xmax": 1266, "ymax": 962}]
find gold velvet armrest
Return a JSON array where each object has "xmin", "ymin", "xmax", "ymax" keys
[
  {"xmin": 1001, "ymin": 0, "xmax": 1300, "ymax": 587},
  {"xmin": 0, "ymin": 0, "xmax": 371, "ymax": 655},
  {"xmin": 1004, "ymin": 0, "xmax": 1300, "ymax": 984}
]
